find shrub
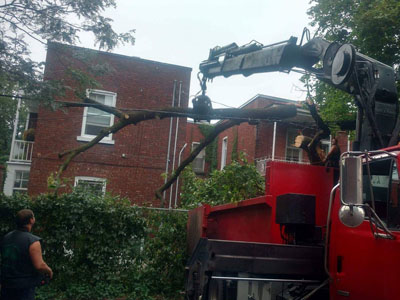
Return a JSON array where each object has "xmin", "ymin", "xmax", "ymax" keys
[
  {"xmin": 180, "ymin": 154, "xmax": 265, "ymax": 208},
  {"xmin": 0, "ymin": 191, "xmax": 187, "ymax": 300}
]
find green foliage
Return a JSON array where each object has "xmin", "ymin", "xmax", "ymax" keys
[
  {"xmin": 306, "ymin": 0, "xmax": 400, "ymax": 130},
  {"xmin": 0, "ymin": 191, "xmax": 187, "ymax": 300},
  {"xmin": 302, "ymin": 74, "xmax": 356, "ymax": 131},
  {"xmin": 134, "ymin": 210, "xmax": 188, "ymax": 299},
  {"xmin": 0, "ymin": 96, "xmax": 17, "ymax": 165},
  {"xmin": 180, "ymin": 154, "xmax": 265, "ymax": 208},
  {"xmin": 0, "ymin": 0, "xmax": 135, "ymax": 102},
  {"xmin": 308, "ymin": 0, "xmax": 400, "ymax": 66},
  {"xmin": 0, "ymin": 0, "xmax": 136, "ymax": 166}
]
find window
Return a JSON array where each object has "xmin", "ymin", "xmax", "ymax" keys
[
  {"xmin": 389, "ymin": 162, "xmax": 400, "ymax": 229},
  {"xmin": 13, "ymin": 170, "xmax": 29, "ymax": 194},
  {"xmin": 221, "ymin": 137, "xmax": 228, "ymax": 170},
  {"xmin": 74, "ymin": 176, "xmax": 106, "ymax": 196},
  {"xmin": 78, "ymin": 90, "xmax": 116, "ymax": 144},
  {"xmin": 362, "ymin": 158, "xmax": 400, "ymax": 230},
  {"xmin": 286, "ymin": 129, "xmax": 302, "ymax": 162},
  {"xmin": 256, "ymin": 159, "xmax": 267, "ymax": 176},
  {"xmin": 320, "ymin": 138, "xmax": 331, "ymax": 157},
  {"xmin": 192, "ymin": 142, "xmax": 205, "ymax": 174}
]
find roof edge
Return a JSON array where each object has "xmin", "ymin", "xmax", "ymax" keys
[
  {"xmin": 239, "ymin": 94, "xmax": 301, "ymax": 109},
  {"xmin": 47, "ymin": 41, "xmax": 192, "ymax": 71}
]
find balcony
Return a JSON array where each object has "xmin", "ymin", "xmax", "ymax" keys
[
  {"xmin": 11, "ymin": 140, "xmax": 34, "ymax": 162},
  {"xmin": 255, "ymin": 156, "xmax": 309, "ymax": 176}
]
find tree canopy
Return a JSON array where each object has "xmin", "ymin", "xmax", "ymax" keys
[
  {"xmin": 306, "ymin": 0, "xmax": 400, "ymax": 127},
  {"xmin": 0, "ymin": 0, "xmax": 135, "ymax": 173},
  {"xmin": 308, "ymin": 0, "xmax": 400, "ymax": 66},
  {"xmin": 0, "ymin": 0, "xmax": 135, "ymax": 98}
]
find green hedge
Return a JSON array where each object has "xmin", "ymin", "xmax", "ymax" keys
[{"xmin": 0, "ymin": 191, "xmax": 187, "ymax": 300}]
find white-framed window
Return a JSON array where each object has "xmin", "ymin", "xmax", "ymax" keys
[
  {"xmin": 221, "ymin": 136, "xmax": 228, "ymax": 170},
  {"xmin": 77, "ymin": 89, "xmax": 116, "ymax": 145},
  {"xmin": 74, "ymin": 176, "xmax": 107, "ymax": 196},
  {"xmin": 13, "ymin": 170, "xmax": 30, "ymax": 194},
  {"xmin": 286, "ymin": 129, "xmax": 302, "ymax": 162},
  {"xmin": 192, "ymin": 142, "xmax": 205, "ymax": 174},
  {"xmin": 320, "ymin": 137, "xmax": 331, "ymax": 157}
]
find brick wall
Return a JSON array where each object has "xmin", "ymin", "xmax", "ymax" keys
[
  {"xmin": 213, "ymin": 96, "xmax": 294, "ymax": 168},
  {"xmin": 28, "ymin": 42, "xmax": 191, "ymax": 206},
  {"xmin": 208, "ymin": 95, "xmax": 350, "ymax": 168},
  {"xmin": 185, "ymin": 121, "xmax": 213, "ymax": 175}
]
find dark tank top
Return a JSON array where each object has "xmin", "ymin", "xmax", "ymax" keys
[{"xmin": 1, "ymin": 229, "xmax": 42, "ymax": 288}]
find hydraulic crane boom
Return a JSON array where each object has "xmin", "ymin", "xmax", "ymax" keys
[{"xmin": 199, "ymin": 35, "xmax": 399, "ymax": 151}]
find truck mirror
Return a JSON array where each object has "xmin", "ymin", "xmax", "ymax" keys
[
  {"xmin": 339, "ymin": 205, "xmax": 365, "ymax": 227},
  {"xmin": 340, "ymin": 156, "xmax": 363, "ymax": 205},
  {"xmin": 339, "ymin": 156, "xmax": 365, "ymax": 227}
]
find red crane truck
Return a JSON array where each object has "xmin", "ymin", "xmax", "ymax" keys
[{"xmin": 184, "ymin": 31, "xmax": 400, "ymax": 300}]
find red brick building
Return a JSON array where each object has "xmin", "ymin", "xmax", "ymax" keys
[
  {"xmin": 4, "ymin": 42, "xmax": 191, "ymax": 206},
  {"xmin": 186, "ymin": 95, "xmax": 350, "ymax": 176},
  {"xmin": 3, "ymin": 43, "xmax": 350, "ymax": 206}
]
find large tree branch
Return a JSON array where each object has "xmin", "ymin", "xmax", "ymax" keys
[
  {"xmin": 153, "ymin": 105, "xmax": 297, "ymax": 205},
  {"xmin": 0, "ymin": 15, "xmax": 46, "ymax": 45},
  {"xmin": 55, "ymin": 104, "xmax": 297, "ymax": 196},
  {"xmin": 155, "ymin": 119, "xmax": 242, "ymax": 205},
  {"xmin": 56, "ymin": 118, "xmax": 130, "ymax": 184},
  {"xmin": 59, "ymin": 105, "xmax": 296, "ymax": 159},
  {"xmin": 297, "ymin": 98, "xmax": 332, "ymax": 165},
  {"xmin": 305, "ymin": 98, "xmax": 330, "ymax": 138},
  {"xmin": 57, "ymin": 100, "xmax": 297, "ymax": 122},
  {"xmin": 57, "ymin": 98, "xmax": 128, "ymax": 119}
]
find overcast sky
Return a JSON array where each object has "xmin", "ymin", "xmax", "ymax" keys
[{"xmin": 33, "ymin": 0, "xmax": 313, "ymax": 108}]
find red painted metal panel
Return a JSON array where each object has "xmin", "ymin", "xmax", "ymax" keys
[
  {"xmin": 329, "ymin": 191, "xmax": 400, "ymax": 300},
  {"xmin": 206, "ymin": 196, "xmax": 273, "ymax": 243},
  {"xmin": 267, "ymin": 161, "xmax": 335, "ymax": 227},
  {"xmin": 187, "ymin": 161, "xmax": 335, "ymax": 245},
  {"xmin": 267, "ymin": 161, "xmax": 335, "ymax": 243}
]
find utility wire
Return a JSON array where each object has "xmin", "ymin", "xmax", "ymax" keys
[
  {"xmin": 209, "ymin": 99, "xmax": 236, "ymax": 108},
  {"xmin": 1, "ymin": 93, "xmax": 352, "ymax": 130}
]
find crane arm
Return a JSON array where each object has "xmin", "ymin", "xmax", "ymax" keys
[
  {"xmin": 200, "ymin": 37, "xmax": 329, "ymax": 79},
  {"xmin": 199, "ymin": 34, "xmax": 399, "ymax": 151}
]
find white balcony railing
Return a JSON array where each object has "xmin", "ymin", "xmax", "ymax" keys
[
  {"xmin": 11, "ymin": 140, "xmax": 34, "ymax": 162},
  {"xmin": 255, "ymin": 156, "xmax": 310, "ymax": 176}
]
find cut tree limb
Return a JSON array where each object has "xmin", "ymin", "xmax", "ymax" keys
[
  {"xmin": 297, "ymin": 98, "xmax": 331, "ymax": 165},
  {"xmin": 55, "ymin": 102, "xmax": 297, "ymax": 198},
  {"xmin": 155, "ymin": 119, "xmax": 242, "ymax": 205}
]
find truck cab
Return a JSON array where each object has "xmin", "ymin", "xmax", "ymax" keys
[{"xmin": 329, "ymin": 147, "xmax": 400, "ymax": 299}]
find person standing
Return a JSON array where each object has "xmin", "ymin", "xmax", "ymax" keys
[
  {"xmin": 324, "ymin": 137, "xmax": 341, "ymax": 168},
  {"xmin": 0, "ymin": 209, "xmax": 53, "ymax": 300}
]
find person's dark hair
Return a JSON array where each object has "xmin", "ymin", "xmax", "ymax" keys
[{"xmin": 16, "ymin": 209, "xmax": 34, "ymax": 229}]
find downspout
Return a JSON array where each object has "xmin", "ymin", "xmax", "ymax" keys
[
  {"xmin": 347, "ymin": 134, "xmax": 351, "ymax": 152},
  {"xmin": 175, "ymin": 143, "xmax": 187, "ymax": 208},
  {"xmin": 271, "ymin": 122, "xmax": 277, "ymax": 161},
  {"xmin": 169, "ymin": 81, "xmax": 182, "ymax": 209},
  {"xmin": 164, "ymin": 80, "xmax": 177, "ymax": 200}
]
